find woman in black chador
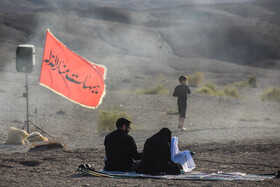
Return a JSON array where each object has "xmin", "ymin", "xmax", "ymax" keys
[{"xmin": 136, "ymin": 128, "xmax": 182, "ymax": 175}]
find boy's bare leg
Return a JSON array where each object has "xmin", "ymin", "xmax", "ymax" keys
[
  {"xmin": 178, "ymin": 116, "xmax": 181, "ymax": 128},
  {"xmin": 179, "ymin": 117, "xmax": 186, "ymax": 130},
  {"xmin": 178, "ymin": 117, "xmax": 183, "ymax": 127}
]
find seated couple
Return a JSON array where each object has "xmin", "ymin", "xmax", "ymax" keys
[{"xmin": 104, "ymin": 118, "xmax": 195, "ymax": 175}]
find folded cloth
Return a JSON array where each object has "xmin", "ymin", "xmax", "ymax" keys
[{"xmin": 171, "ymin": 137, "xmax": 196, "ymax": 172}]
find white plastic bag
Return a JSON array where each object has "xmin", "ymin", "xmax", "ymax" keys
[
  {"xmin": 171, "ymin": 136, "xmax": 196, "ymax": 172},
  {"xmin": 5, "ymin": 127, "xmax": 29, "ymax": 145}
]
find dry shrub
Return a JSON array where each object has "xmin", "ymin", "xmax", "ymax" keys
[
  {"xmin": 188, "ymin": 72, "xmax": 204, "ymax": 87},
  {"xmin": 248, "ymin": 75, "xmax": 257, "ymax": 87},
  {"xmin": 234, "ymin": 75, "xmax": 257, "ymax": 88},
  {"xmin": 197, "ymin": 82, "xmax": 239, "ymax": 98},
  {"xmin": 156, "ymin": 74, "xmax": 164, "ymax": 80},
  {"xmin": 223, "ymin": 85, "xmax": 239, "ymax": 98},
  {"xmin": 197, "ymin": 82, "xmax": 216, "ymax": 95},
  {"xmin": 205, "ymin": 82, "xmax": 216, "ymax": 92},
  {"xmin": 261, "ymin": 88, "xmax": 280, "ymax": 102},
  {"xmin": 197, "ymin": 87, "xmax": 216, "ymax": 95},
  {"xmin": 97, "ymin": 109, "xmax": 131, "ymax": 133},
  {"xmin": 135, "ymin": 84, "xmax": 169, "ymax": 95},
  {"xmin": 166, "ymin": 108, "xmax": 178, "ymax": 115}
]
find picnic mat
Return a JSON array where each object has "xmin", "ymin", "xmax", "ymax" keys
[{"xmin": 78, "ymin": 168, "xmax": 276, "ymax": 181}]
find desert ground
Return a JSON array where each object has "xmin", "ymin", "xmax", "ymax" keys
[{"xmin": 0, "ymin": 0, "xmax": 280, "ymax": 186}]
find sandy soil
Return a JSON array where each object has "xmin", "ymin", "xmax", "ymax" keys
[
  {"xmin": 0, "ymin": 141, "xmax": 279, "ymax": 187},
  {"xmin": 0, "ymin": 0, "xmax": 280, "ymax": 186}
]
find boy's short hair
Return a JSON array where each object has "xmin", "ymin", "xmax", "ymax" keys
[
  {"xmin": 179, "ymin": 75, "xmax": 188, "ymax": 83},
  {"xmin": 116, "ymin": 117, "xmax": 131, "ymax": 128}
]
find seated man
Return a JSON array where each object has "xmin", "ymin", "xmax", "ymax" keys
[
  {"xmin": 136, "ymin": 128, "xmax": 182, "ymax": 175},
  {"xmin": 104, "ymin": 117, "xmax": 142, "ymax": 171}
]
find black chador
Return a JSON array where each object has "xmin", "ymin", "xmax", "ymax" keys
[{"xmin": 136, "ymin": 128, "xmax": 182, "ymax": 175}]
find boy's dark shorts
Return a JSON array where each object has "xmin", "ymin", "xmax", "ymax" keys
[{"xmin": 178, "ymin": 103, "xmax": 187, "ymax": 118}]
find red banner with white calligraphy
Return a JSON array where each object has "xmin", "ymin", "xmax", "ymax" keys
[{"xmin": 39, "ymin": 29, "xmax": 106, "ymax": 108}]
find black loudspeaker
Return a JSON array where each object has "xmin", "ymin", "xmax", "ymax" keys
[{"xmin": 16, "ymin": 44, "xmax": 35, "ymax": 73}]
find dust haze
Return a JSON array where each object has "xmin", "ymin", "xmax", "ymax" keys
[{"xmin": 0, "ymin": 0, "xmax": 280, "ymax": 149}]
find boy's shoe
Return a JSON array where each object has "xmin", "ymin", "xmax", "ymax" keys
[
  {"xmin": 181, "ymin": 127, "xmax": 186, "ymax": 131},
  {"xmin": 178, "ymin": 125, "xmax": 181, "ymax": 129}
]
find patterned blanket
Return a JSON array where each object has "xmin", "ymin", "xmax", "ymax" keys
[{"xmin": 78, "ymin": 168, "xmax": 275, "ymax": 181}]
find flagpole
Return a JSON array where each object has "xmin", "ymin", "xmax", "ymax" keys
[{"xmin": 26, "ymin": 72, "xmax": 29, "ymax": 133}]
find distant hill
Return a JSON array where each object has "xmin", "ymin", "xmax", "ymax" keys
[{"xmin": 0, "ymin": 0, "xmax": 280, "ymax": 70}]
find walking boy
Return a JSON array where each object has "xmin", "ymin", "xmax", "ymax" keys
[{"xmin": 173, "ymin": 75, "xmax": 191, "ymax": 131}]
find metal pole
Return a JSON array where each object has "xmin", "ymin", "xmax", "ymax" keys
[
  {"xmin": 26, "ymin": 72, "xmax": 29, "ymax": 133},
  {"xmin": 22, "ymin": 72, "xmax": 53, "ymax": 139}
]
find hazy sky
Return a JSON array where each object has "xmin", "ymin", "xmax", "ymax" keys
[{"xmin": 190, "ymin": 0, "xmax": 256, "ymax": 4}]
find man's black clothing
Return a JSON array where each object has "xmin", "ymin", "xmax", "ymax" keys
[
  {"xmin": 136, "ymin": 128, "xmax": 182, "ymax": 175},
  {"xmin": 104, "ymin": 129, "xmax": 142, "ymax": 171},
  {"xmin": 173, "ymin": 85, "xmax": 191, "ymax": 118}
]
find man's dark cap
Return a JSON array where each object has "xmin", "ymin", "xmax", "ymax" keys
[{"xmin": 116, "ymin": 117, "xmax": 131, "ymax": 128}]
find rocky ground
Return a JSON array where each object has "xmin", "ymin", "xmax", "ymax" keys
[{"xmin": 0, "ymin": 141, "xmax": 279, "ymax": 186}]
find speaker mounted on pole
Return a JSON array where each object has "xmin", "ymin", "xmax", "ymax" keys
[
  {"xmin": 16, "ymin": 44, "xmax": 35, "ymax": 73},
  {"xmin": 15, "ymin": 44, "xmax": 53, "ymax": 139}
]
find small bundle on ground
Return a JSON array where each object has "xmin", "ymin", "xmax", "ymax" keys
[
  {"xmin": 29, "ymin": 142, "xmax": 64, "ymax": 151},
  {"xmin": 27, "ymin": 132, "xmax": 48, "ymax": 142},
  {"xmin": 5, "ymin": 127, "xmax": 29, "ymax": 145}
]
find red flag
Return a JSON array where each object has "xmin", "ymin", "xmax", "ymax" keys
[{"xmin": 39, "ymin": 29, "xmax": 106, "ymax": 108}]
